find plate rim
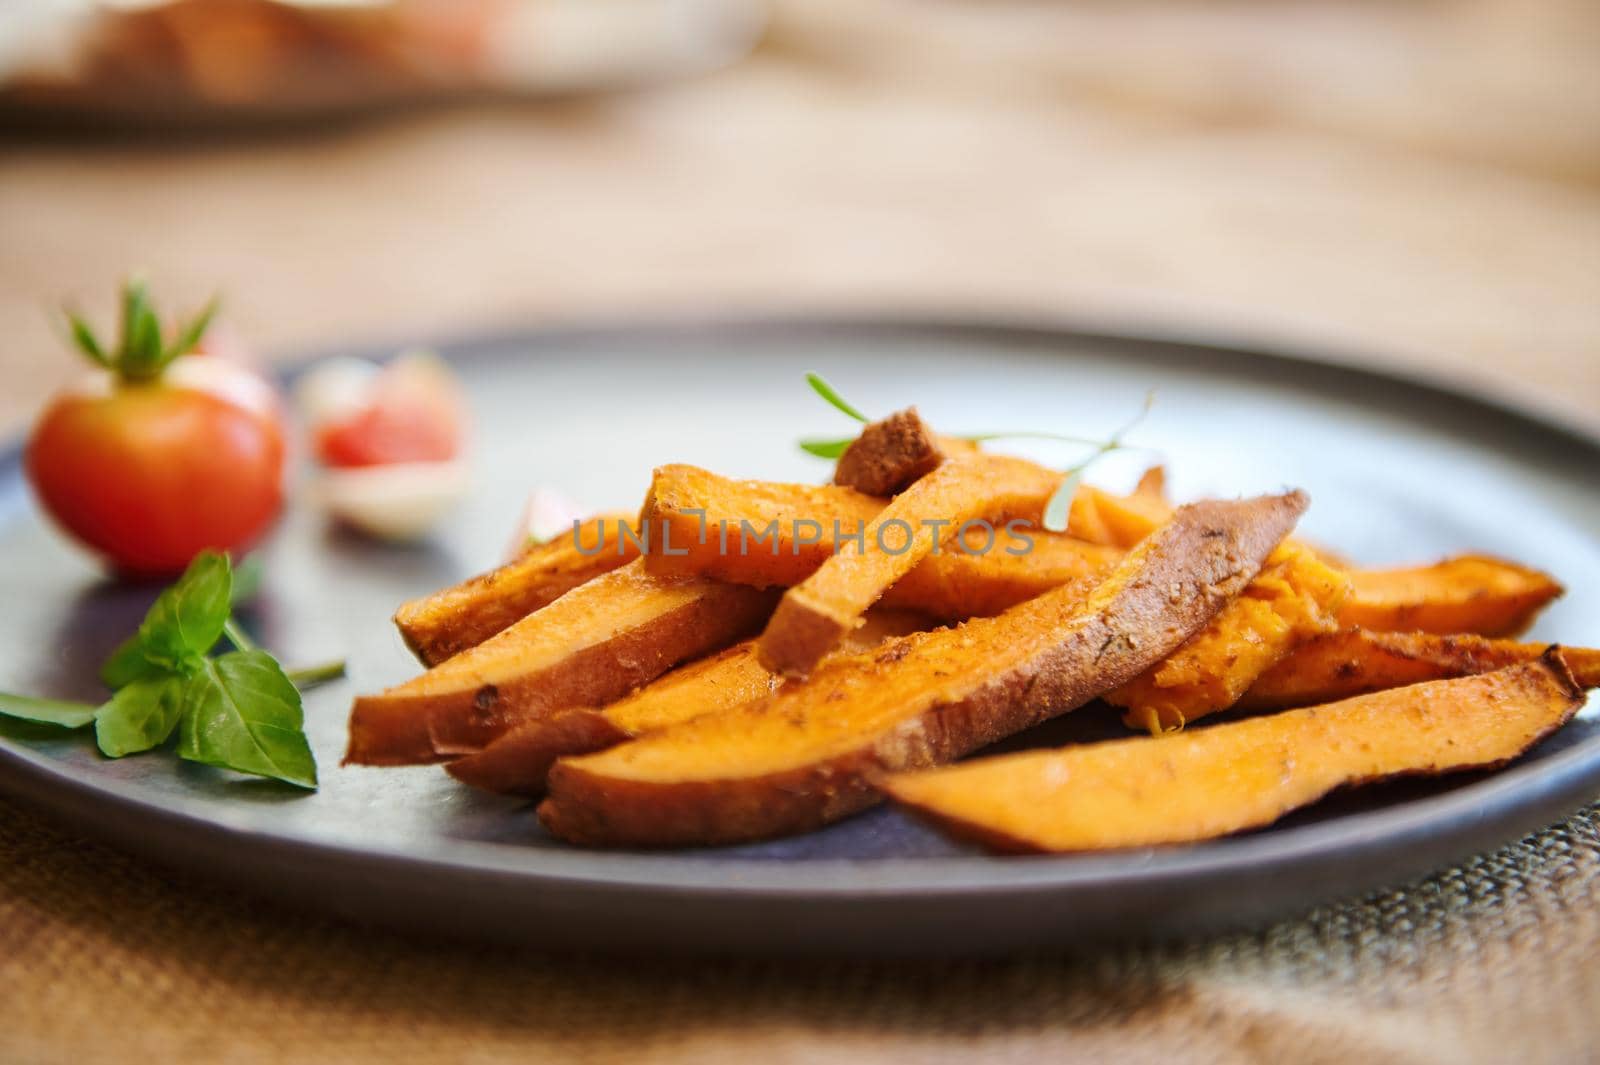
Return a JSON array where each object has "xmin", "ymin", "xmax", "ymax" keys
[{"xmin": 2, "ymin": 312, "xmax": 1597, "ymax": 910}]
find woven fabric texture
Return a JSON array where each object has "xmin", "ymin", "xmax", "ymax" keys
[{"xmin": 5, "ymin": 793, "xmax": 1599, "ymax": 1064}]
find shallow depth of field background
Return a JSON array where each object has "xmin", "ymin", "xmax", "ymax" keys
[{"xmin": 0, "ymin": 0, "xmax": 1596, "ymax": 432}]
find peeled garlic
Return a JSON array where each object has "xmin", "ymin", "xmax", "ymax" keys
[{"xmin": 316, "ymin": 461, "xmax": 470, "ymax": 542}]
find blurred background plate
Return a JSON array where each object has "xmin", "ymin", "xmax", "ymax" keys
[
  {"xmin": 0, "ymin": 317, "xmax": 1597, "ymax": 956},
  {"xmin": 0, "ymin": 0, "xmax": 768, "ymax": 130}
]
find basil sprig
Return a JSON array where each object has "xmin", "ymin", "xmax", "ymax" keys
[{"xmin": 0, "ymin": 552, "xmax": 341, "ymax": 789}]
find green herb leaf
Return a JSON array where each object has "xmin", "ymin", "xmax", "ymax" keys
[
  {"xmin": 1042, "ymin": 467, "xmax": 1084, "ymax": 533},
  {"xmin": 285, "ymin": 660, "xmax": 347, "ymax": 691},
  {"xmin": 0, "ymin": 692, "xmax": 98, "ymax": 730},
  {"xmin": 95, "ymin": 676, "xmax": 184, "ymax": 757},
  {"xmin": 136, "ymin": 550, "xmax": 232, "ymax": 672},
  {"xmin": 64, "ymin": 310, "xmax": 112, "ymax": 369},
  {"xmin": 1039, "ymin": 391, "xmax": 1157, "ymax": 533},
  {"xmin": 222, "ymin": 616, "xmax": 258, "ymax": 654},
  {"xmin": 805, "ymin": 373, "xmax": 869, "ymax": 423},
  {"xmin": 178, "ymin": 651, "xmax": 317, "ymax": 788},
  {"xmin": 229, "ymin": 555, "xmax": 263, "ymax": 607},
  {"xmin": 99, "ymin": 634, "xmax": 164, "ymax": 688},
  {"xmin": 799, "ymin": 437, "xmax": 854, "ymax": 459},
  {"xmin": 1113, "ymin": 390, "xmax": 1158, "ymax": 445},
  {"xmin": 963, "ymin": 430, "xmax": 1124, "ymax": 447}
]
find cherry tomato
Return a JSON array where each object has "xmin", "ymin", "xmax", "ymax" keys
[{"xmin": 26, "ymin": 284, "xmax": 287, "ymax": 578}]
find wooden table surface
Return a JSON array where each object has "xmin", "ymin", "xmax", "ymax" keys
[{"xmin": 1, "ymin": 0, "xmax": 1597, "ymax": 434}]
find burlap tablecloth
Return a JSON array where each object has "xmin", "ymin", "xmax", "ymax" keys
[{"xmin": 2, "ymin": 2, "xmax": 1599, "ymax": 1061}]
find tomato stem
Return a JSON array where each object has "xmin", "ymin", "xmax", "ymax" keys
[{"xmin": 63, "ymin": 279, "xmax": 220, "ymax": 381}]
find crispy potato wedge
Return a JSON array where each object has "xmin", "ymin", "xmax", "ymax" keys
[
  {"xmin": 447, "ymin": 609, "xmax": 935, "ymax": 795},
  {"xmin": 1107, "ymin": 542, "xmax": 1352, "ymax": 733},
  {"xmin": 1341, "ymin": 555, "xmax": 1562, "ymax": 636},
  {"xmin": 758, "ymin": 454, "xmax": 1062, "ymax": 675},
  {"xmin": 832, "ymin": 407, "xmax": 948, "ymax": 497},
  {"xmin": 538, "ymin": 490, "xmax": 1307, "ymax": 847},
  {"xmin": 640, "ymin": 463, "xmax": 1118, "ymax": 618},
  {"xmin": 885, "ymin": 651, "xmax": 1583, "ymax": 853},
  {"xmin": 393, "ymin": 513, "xmax": 638, "ymax": 665},
  {"xmin": 1239, "ymin": 628, "xmax": 1600, "ymax": 710},
  {"xmin": 345, "ymin": 560, "xmax": 776, "ymax": 765}
]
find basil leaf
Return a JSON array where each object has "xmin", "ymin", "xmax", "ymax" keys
[
  {"xmin": 100, "ymin": 634, "xmax": 166, "ymax": 689},
  {"xmin": 0, "ymin": 692, "xmax": 98, "ymax": 729},
  {"xmin": 178, "ymin": 651, "xmax": 317, "ymax": 789},
  {"xmin": 95, "ymin": 676, "xmax": 184, "ymax": 757},
  {"xmin": 798, "ymin": 437, "xmax": 854, "ymax": 459},
  {"xmin": 229, "ymin": 554, "xmax": 263, "ymax": 607},
  {"xmin": 136, "ymin": 551, "xmax": 232, "ymax": 671}
]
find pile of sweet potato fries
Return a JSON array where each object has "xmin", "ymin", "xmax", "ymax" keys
[{"xmin": 346, "ymin": 406, "xmax": 1594, "ymax": 852}]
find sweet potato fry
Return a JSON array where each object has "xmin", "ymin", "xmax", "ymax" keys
[
  {"xmin": 1133, "ymin": 465, "xmax": 1167, "ymax": 501},
  {"xmin": 641, "ymin": 464, "xmax": 881, "ymax": 586},
  {"xmin": 345, "ymin": 560, "xmax": 777, "ymax": 766},
  {"xmin": 832, "ymin": 407, "xmax": 950, "ymax": 496},
  {"xmin": 1032, "ymin": 475, "xmax": 1554, "ymax": 636},
  {"xmin": 641, "ymin": 463, "xmax": 1118, "ymax": 618},
  {"xmin": 1341, "ymin": 555, "xmax": 1562, "ymax": 636},
  {"xmin": 758, "ymin": 454, "xmax": 1062, "ymax": 675},
  {"xmin": 1107, "ymin": 542, "xmax": 1352, "ymax": 733},
  {"xmin": 1238, "ymin": 628, "xmax": 1600, "ymax": 710},
  {"xmin": 881, "ymin": 524, "xmax": 1118, "ymax": 619},
  {"xmin": 393, "ymin": 513, "xmax": 638, "ymax": 665},
  {"xmin": 538, "ymin": 490, "xmax": 1307, "ymax": 847},
  {"xmin": 884, "ymin": 651, "xmax": 1583, "ymax": 854},
  {"xmin": 446, "ymin": 609, "xmax": 935, "ymax": 796},
  {"xmin": 1071, "ymin": 474, "xmax": 1173, "ymax": 549}
]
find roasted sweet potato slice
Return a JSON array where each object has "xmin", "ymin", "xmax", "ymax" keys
[
  {"xmin": 641, "ymin": 464, "xmax": 882, "ymax": 586},
  {"xmin": 1341, "ymin": 556, "xmax": 1562, "ymax": 636},
  {"xmin": 1133, "ymin": 465, "xmax": 1167, "ymax": 501},
  {"xmin": 1106, "ymin": 542, "xmax": 1352, "ymax": 733},
  {"xmin": 881, "ymin": 524, "xmax": 1118, "ymax": 619},
  {"xmin": 538, "ymin": 490, "xmax": 1307, "ymax": 847},
  {"xmin": 832, "ymin": 407, "xmax": 948, "ymax": 497},
  {"xmin": 446, "ymin": 609, "xmax": 934, "ymax": 795},
  {"xmin": 393, "ymin": 513, "xmax": 638, "ymax": 665},
  {"xmin": 1070, "ymin": 472, "xmax": 1174, "ymax": 549},
  {"xmin": 345, "ymin": 560, "xmax": 777, "ymax": 766},
  {"xmin": 1238, "ymin": 628, "xmax": 1600, "ymax": 711},
  {"xmin": 641, "ymin": 463, "xmax": 1117, "ymax": 617},
  {"xmin": 885, "ymin": 651, "xmax": 1583, "ymax": 854},
  {"xmin": 757, "ymin": 454, "xmax": 1062, "ymax": 675}
]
